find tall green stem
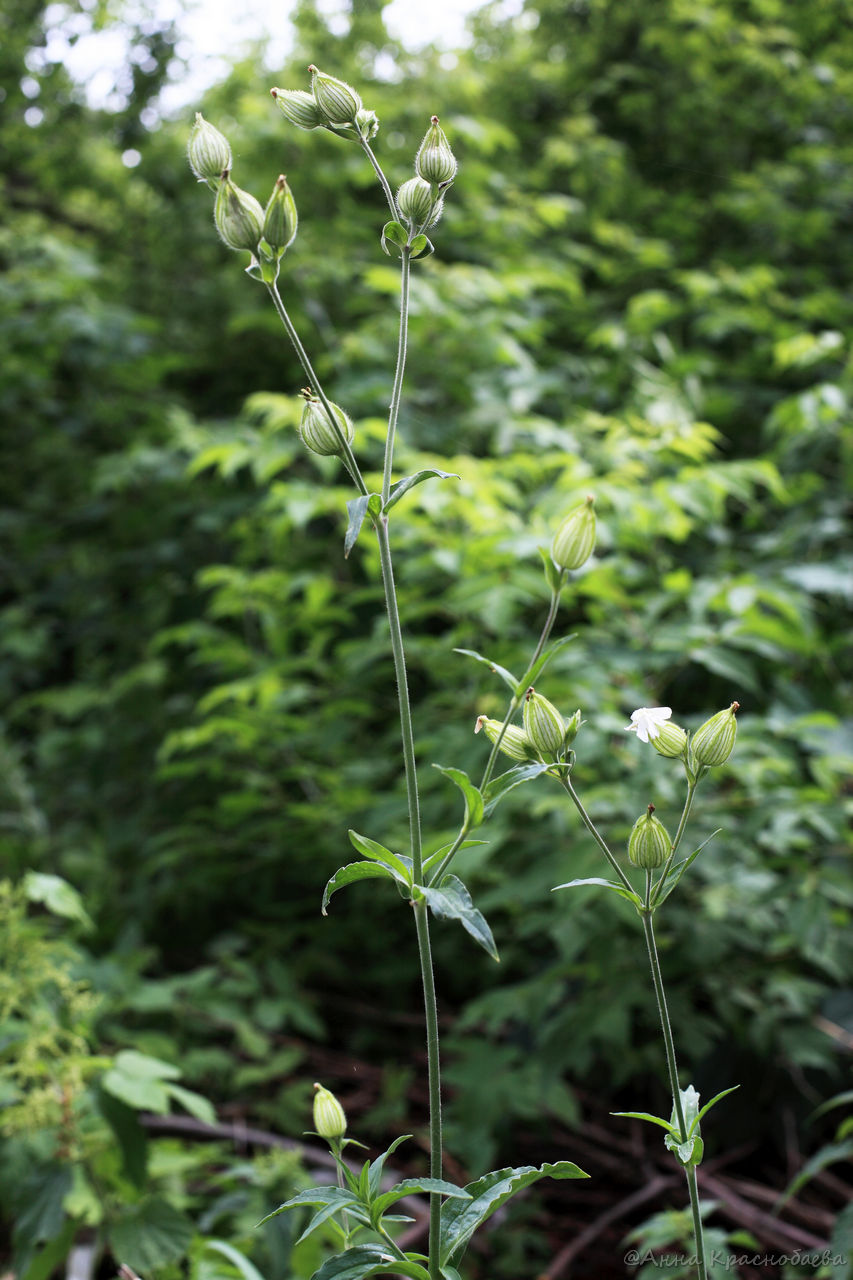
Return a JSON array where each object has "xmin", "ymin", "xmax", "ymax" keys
[
  {"xmin": 641, "ymin": 908, "xmax": 707, "ymax": 1279},
  {"xmin": 360, "ymin": 138, "xmax": 399, "ymax": 221},
  {"xmin": 560, "ymin": 777, "xmax": 635, "ymax": 892},
  {"xmin": 383, "ymin": 250, "xmax": 411, "ymax": 505}
]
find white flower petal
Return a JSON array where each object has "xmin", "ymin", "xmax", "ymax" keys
[{"xmin": 625, "ymin": 706, "xmax": 672, "ymax": 744}]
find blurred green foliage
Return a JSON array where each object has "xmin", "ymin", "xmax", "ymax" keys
[{"xmin": 2, "ymin": 0, "xmax": 852, "ymax": 1271}]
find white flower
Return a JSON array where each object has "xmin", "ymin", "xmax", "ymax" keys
[{"xmin": 625, "ymin": 706, "xmax": 672, "ymax": 744}]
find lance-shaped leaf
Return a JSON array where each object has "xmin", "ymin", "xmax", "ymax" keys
[
  {"xmin": 257, "ymin": 1184, "xmax": 358, "ymax": 1227},
  {"xmin": 433, "ymin": 765, "xmax": 484, "ymax": 831},
  {"xmin": 322, "ymin": 861, "xmax": 396, "ymax": 914},
  {"xmin": 384, "ymin": 469, "xmax": 459, "ymax": 514},
  {"xmin": 366, "ymin": 1134, "xmax": 412, "ymax": 1197},
  {"xmin": 348, "ymin": 831, "xmax": 412, "ymax": 885},
  {"xmin": 610, "ymin": 1109, "xmax": 679, "ymax": 1134},
  {"xmin": 483, "ymin": 761, "xmax": 553, "ymax": 815},
  {"xmin": 423, "ymin": 839, "xmax": 488, "ymax": 878},
  {"xmin": 521, "ymin": 634, "xmax": 577, "ymax": 693},
  {"xmin": 538, "ymin": 545, "xmax": 564, "ymax": 594},
  {"xmin": 651, "ymin": 829, "xmax": 721, "ymax": 906},
  {"xmin": 310, "ymin": 1244, "xmax": 430, "ymax": 1280},
  {"xmin": 453, "ymin": 647, "xmax": 518, "ymax": 692},
  {"xmin": 371, "ymin": 1178, "xmax": 470, "ymax": 1220},
  {"xmin": 439, "ymin": 1162, "xmax": 588, "ymax": 1266},
  {"xmin": 344, "ymin": 494, "xmax": 381, "ymax": 558},
  {"xmin": 552, "ymin": 877, "xmax": 643, "ymax": 909},
  {"xmin": 419, "ymin": 875, "xmax": 498, "ymax": 961}
]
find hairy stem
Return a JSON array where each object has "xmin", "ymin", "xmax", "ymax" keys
[
  {"xmin": 383, "ymin": 250, "xmax": 411, "ymax": 505},
  {"xmin": 641, "ymin": 909, "xmax": 707, "ymax": 1279},
  {"xmin": 360, "ymin": 138, "xmax": 399, "ymax": 221},
  {"xmin": 560, "ymin": 776, "xmax": 635, "ymax": 892}
]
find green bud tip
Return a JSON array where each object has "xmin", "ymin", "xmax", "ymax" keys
[
  {"xmin": 551, "ymin": 495, "xmax": 596, "ymax": 572},
  {"xmin": 523, "ymin": 687, "xmax": 566, "ymax": 757},
  {"xmin": 628, "ymin": 804, "xmax": 671, "ymax": 870},
  {"xmin": 475, "ymin": 715, "xmax": 537, "ymax": 763},
  {"xmin": 691, "ymin": 701, "xmax": 739, "ymax": 767},
  {"xmin": 263, "ymin": 174, "xmax": 298, "ymax": 255},
  {"xmin": 299, "ymin": 388, "xmax": 354, "ymax": 458},
  {"xmin": 313, "ymin": 1082, "xmax": 347, "ymax": 1139},
  {"xmin": 416, "ymin": 115, "xmax": 458, "ymax": 186},
  {"xmin": 308, "ymin": 64, "xmax": 363, "ymax": 126},
  {"xmin": 187, "ymin": 113, "xmax": 232, "ymax": 190},
  {"xmin": 214, "ymin": 177, "xmax": 264, "ymax": 254}
]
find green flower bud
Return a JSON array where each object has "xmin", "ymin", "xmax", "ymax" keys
[
  {"xmin": 523, "ymin": 688, "xmax": 566, "ymax": 757},
  {"xmin": 263, "ymin": 174, "xmax": 298, "ymax": 255},
  {"xmin": 551, "ymin": 496, "xmax": 596, "ymax": 571},
  {"xmin": 313, "ymin": 1082, "xmax": 347, "ymax": 1139},
  {"xmin": 355, "ymin": 107, "xmax": 380, "ymax": 140},
  {"xmin": 270, "ymin": 87, "xmax": 325, "ymax": 130},
  {"xmin": 475, "ymin": 716, "xmax": 537, "ymax": 762},
  {"xmin": 628, "ymin": 805, "xmax": 671, "ymax": 869},
  {"xmin": 415, "ymin": 116, "xmax": 457, "ymax": 186},
  {"xmin": 214, "ymin": 177, "xmax": 264, "ymax": 253},
  {"xmin": 309, "ymin": 65, "xmax": 362, "ymax": 126},
  {"xmin": 187, "ymin": 113, "xmax": 232, "ymax": 190},
  {"xmin": 397, "ymin": 177, "xmax": 434, "ymax": 227},
  {"xmin": 651, "ymin": 721, "xmax": 689, "ymax": 759},
  {"xmin": 299, "ymin": 391, "xmax": 354, "ymax": 457},
  {"xmin": 563, "ymin": 708, "xmax": 582, "ymax": 747},
  {"xmin": 691, "ymin": 702, "xmax": 739, "ymax": 767}
]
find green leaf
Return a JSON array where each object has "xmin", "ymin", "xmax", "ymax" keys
[
  {"xmin": 452, "ymin": 647, "xmax": 518, "ymax": 691},
  {"xmin": 108, "ymin": 1197, "xmax": 194, "ymax": 1272},
  {"xmin": 439, "ymin": 1162, "xmax": 588, "ymax": 1266},
  {"xmin": 538, "ymin": 546, "xmax": 563, "ymax": 594},
  {"xmin": 366, "ymin": 1134, "xmax": 412, "ymax": 1197},
  {"xmin": 96, "ymin": 1088, "xmax": 149, "ymax": 1188},
  {"xmin": 664, "ymin": 1130, "xmax": 702, "ymax": 1166},
  {"xmin": 20, "ymin": 1219, "xmax": 78, "ymax": 1280},
  {"xmin": 101, "ymin": 1050, "xmax": 181, "ymax": 1113},
  {"xmin": 776, "ymin": 1139, "xmax": 853, "ymax": 1205},
  {"xmin": 202, "ymin": 1240, "xmax": 267, "ymax": 1280},
  {"xmin": 295, "ymin": 1199, "xmax": 370, "ymax": 1246},
  {"xmin": 348, "ymin": 831, "xmax": 412, "ymax": 885},
  {"xmin": 483, "ymin": 761, "xmax": 553, "ymax": 814},
  {"xmin": 384, "ymin": 469, "xmax": 459, "ymax": 514},
  {"xmin": 310, "ymin": 1243, "xmax": 430, "ymax": 1280},
  {"xmin": 693, "ymin": 1084, "xmax": 739, "ymax": 1130},
  {"xmin": 611, "ymin": 1110, "xmax": 678, "ymax": 1134},
  {"xmin": 552, "ymin": 877, "xmax": 643, "ymax": 908},
  {"xmin": 420, "ymin": 874, "xmax": 499, "ymax": 961},
  {"xmin": 432, "ymin": 765, "xmax": 484, "ymax": 831},
  {"xmin": 257, "ymin": 1186, "xmax": 357, "ymax": 1227},
  {"xmin": 165, "ymin": 1081, "xmax": 216, "ymax": 1125},
  {"xmin": 12, "ymin": 1165, "xmax": 72, "ymax": 1276},
  {"xmin": 409, "ymin": 234, "xmax": 434, "ymax": 259},
  {"xmin": 423, "ymin": 840, "xmax": 488, "ymax": 877},
  {"xmin": 522, "ymin": 634, "xmax": 576, "ymax": 691},
  {"xmin": 22, "ymin": 872, "xmax": 93, "ymax": 930},
  {"xmin": 322, "ymin": 861, "xmax": 396, "ymax": 914},
  {"xmin": 652, "ymin": 830, "xmax": 721, "ymax": 906},
  {"xmin": 371, "ymin": 1178, "xmax": 470, "ymax": 1219},
  {"xmin": 344, "ymin": 494, "xmax": 380, "ymax": 558},
  {"xmin": 380, "ymin": 221, "xmax": 409, "ymax": 257}
]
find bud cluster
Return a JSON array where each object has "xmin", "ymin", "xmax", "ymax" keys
[
  {"xmin": 187, "ymin": 114, "xmax": 299, "ymax": 275},
  {"xmin": 271, "ymin": 65, "xmax": 379, "ymax": 142},
  {"xmin": 475, "ymin": 690, "xmax": 582, "ymax": 770},
  {"xmin": 396, "ymin": 116, "xmax": 457, "ymax": 234}
]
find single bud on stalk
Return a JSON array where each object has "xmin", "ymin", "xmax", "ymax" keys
[
  {"xmin": 263, "ymin": 175, "xmax": 298, "ymax": 255},
  {"xmin": 355, "ymin": 108, "xmax": 380, "ymax": 140},
  {"xmin": 187, "ymin": 113, "xmax": 232, "ymax": 189},
  {"xmin": 397, "ymin": 177, "xmax": 435, "ymax": 227},
  {"xmin": 628, "ymin": 805, "xmax": 671, "ymax": 869},
  {"xmin": 309, "ymin": 65, "xmax": 362, "ymax": 125},
  {"xmin": 214, "ymin": 177, "xmax": 264, "ymax": 253},
  {"xmin": 313, "ymin": 1082, "xmax": 347, "ymax": 1139},
  {"xmin": 299, "ymin": 392, "xmax": 354, "ymax": 457},
  {"xmin": 563, "ymin": 708, "xmax": 583, "ymax": 747},
  {"xmin": 523, "ymin": 688, "xmax": 566, "ymax": 757},
  {"xmin": 416, "ymin": 116, "xmax": 457, "ymax": 185},
  {"xmin": 651, "ymin": 720, "xmax": 689, "ymax": 759},
  {"xmin": 552, "ymin": 496, "xmax": 596, "ymax": 571},
  {"xmin": 270, "ymin": 87, "xmax": 325, "ymax": 130},
  {"xmin": 691, "ymin": 702, "xmax": 739, "ymax": 766},
  {"xmin": 475, "ymin": 716, "xmax": 537, "ymax": 763}
]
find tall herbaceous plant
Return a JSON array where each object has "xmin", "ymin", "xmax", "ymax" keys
[{"xmin": 188, "ymin": 67, "xmax": 742, "ymax": 1280}]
